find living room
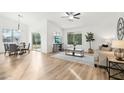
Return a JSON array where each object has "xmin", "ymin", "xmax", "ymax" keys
[
  {"xmin": 0, "ymin": 12, "xmax": 124, "ymax": 80},
  {"xmin": 1, "ymin": 0, "xmax": 124, "ymax": 93}
]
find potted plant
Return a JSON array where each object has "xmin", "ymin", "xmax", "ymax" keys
[
  {"xmin": 73, "ymin": 41, "xmax": 78, "ymax": 50},
  {"xmin": 85, "ymin": 32, "xmax": 95, "ymax": 53}
]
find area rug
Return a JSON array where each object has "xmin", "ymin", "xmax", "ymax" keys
[{"xmin": 51, "ymin": 52, "xmax": 95, "ymax": 66}]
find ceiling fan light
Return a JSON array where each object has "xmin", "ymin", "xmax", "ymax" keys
[{"xmin": 69, "ymin": 15, "xmax": 73, "ymax": 20}]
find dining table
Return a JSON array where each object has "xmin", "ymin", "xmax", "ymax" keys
[{"xmin": 16, "ymin": 43, "xmax": 27, "ymax": 55}]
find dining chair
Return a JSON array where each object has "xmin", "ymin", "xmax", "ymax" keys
[
  {"xmin": 9, "ymin": 44, "xmax": 19, "ymax": 55},
  {"xmin": 26, "ymin": 43, "xmax": 30, "ymax": 53},
  {"xmin": 20, "ymin": 42, "xmax": 26, "ymax": 48},
  {"xmin": 21, "ymin": 43, "xmax": 30, "ymax": 53},
  {"xmin": 4, "ymin": 44, "xmax": 9, "ymax": 55}
]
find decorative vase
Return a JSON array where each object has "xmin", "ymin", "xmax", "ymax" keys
[{"xmin": 114, "ymin": 49, "xmax": 124, "ymax": 60}]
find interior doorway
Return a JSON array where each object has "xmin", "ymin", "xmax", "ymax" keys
[{"xmin": 32, "ymin": 32, "xmax": 41, "ymax": 51}]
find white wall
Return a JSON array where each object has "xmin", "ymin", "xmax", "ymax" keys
[
  {"xmin": 0, "ymin": 31, "xmax": 4, "ymax": 53},
  {"xmin": 29, "ymin": 20, "xmax": 63, "ymax": 53},
  {"xmin": 0, "ymin": 15, "xmax": 29, "ymax": 42},
  {"xmin": 63, "ymin": 15, "xmax": 118, "ymax": 51},
  {"xmin": 40, "ymin": 19, "xmax": 48, "ymax": 53},
  {"xmin": 47, "ymin": 20, "xmax": 63, "ymax": 53},
  {"xmin": 20, "ymin": 25, "xmax": 29, "ymax": 43},
  {"xmin": 28, "ymin": 19, "xmax": 48, "ymax": 53}
]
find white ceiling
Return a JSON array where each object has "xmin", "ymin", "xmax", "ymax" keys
[{"xmin": 0, "ymin": 12, "xmax": 124, "ymax": 29}]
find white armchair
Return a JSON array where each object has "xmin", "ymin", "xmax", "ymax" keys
[
  {"xmin": 98, "ymin": 51, "xmax": 114, "ymax": 67},
  {"xmin": 94, "ymin": 48, "xmax": 114, "ymax": 67}
]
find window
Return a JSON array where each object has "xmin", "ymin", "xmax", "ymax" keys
[
  {"xmin": 67, "ymin": 33, "xmax": 82, "ymax": 45},
  {"xmin": 2, "ymin": 29, "xmax": 21, "ymax": 43}
]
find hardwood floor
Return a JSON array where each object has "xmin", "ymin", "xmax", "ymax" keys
[{"xmin": 0, "ymin": 51, "xmax": 108, "ymax": 80}]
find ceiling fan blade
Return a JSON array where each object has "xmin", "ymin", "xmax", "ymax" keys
[
  {"xmin": 74, "ymin": 17, "xmax": 80, "ymax": 19},
  {"xmin": 61, "ymin": 16, "xmax": 68, "ymax": 18},
  {"xmin": 74, "ymin": 13, "xmax": 81, "ymax": 16},
  {"xmin": 66, "ymin": 12, "xmax": 70, "ymax": 15}
]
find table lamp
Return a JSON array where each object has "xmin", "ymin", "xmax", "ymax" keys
[{"xmin": 112, "ymin": 40, "xmax": 124, "ymax": 60}]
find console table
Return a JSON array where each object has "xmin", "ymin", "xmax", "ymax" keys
[
  {"xmin": 53, "ymin": 43, "xmax": 63, "ymax": 52},
  {"xmin": 106, "ymin": 57, "xmax": 124, "ymax": 80},
  {"xmin": 65, "ymin": 48, "xmax": 84, "ymax": 57}
]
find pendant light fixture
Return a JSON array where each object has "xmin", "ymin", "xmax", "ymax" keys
[{"xmin": 17, "ymin": 14, "xmax": 22, "ymax": 32}]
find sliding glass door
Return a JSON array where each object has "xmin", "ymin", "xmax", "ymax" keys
[{"xmin": 2, "ymin": 29, "xmax": 21, "ymax": 43}]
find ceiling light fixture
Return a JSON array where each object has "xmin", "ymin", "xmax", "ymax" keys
[
  {"xmin": 69, "ymin": 15, "xmax": 74, "ymax": 21},
  {"xmin": 17, "ymin": 14, "xmax": 22, "ymax": 32},
  {"xmin": 61, "ymin": 12, "xmax": 81, "ymax": 22}
]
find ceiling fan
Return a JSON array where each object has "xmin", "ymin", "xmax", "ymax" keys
[{"xmin": 61, "ymin": 12, "xmax": 81, "ymax": 21}]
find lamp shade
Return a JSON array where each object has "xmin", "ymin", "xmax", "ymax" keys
[{"xmin": 112, "ymin": 40, "xmax": 124, "ymax": 49}]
